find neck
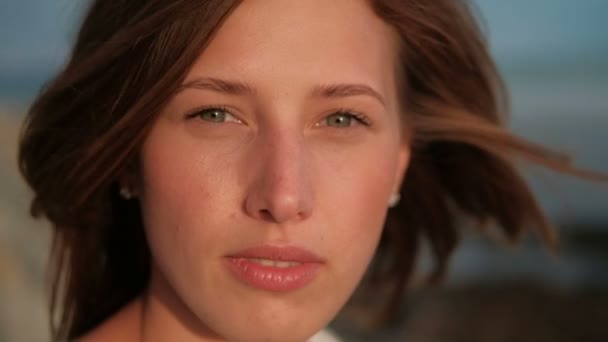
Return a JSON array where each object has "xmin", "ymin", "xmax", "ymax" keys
[{"xmin": 139, "ymin": 271, "xmax": 225, "ymax": 342}]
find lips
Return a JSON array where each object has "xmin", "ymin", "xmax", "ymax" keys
[{"xmin": 224, "ymin": 245, "xmax": 324, "ymax": 292}]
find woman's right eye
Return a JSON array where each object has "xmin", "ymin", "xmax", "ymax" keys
[{"xmin": 187, "ymin": 106, "xmax": 242, "ymax": 124}]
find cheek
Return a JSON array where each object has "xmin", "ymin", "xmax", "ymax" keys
[
  {"xmin": 137, "ymin": 125, "xmax": 235, "ymax": 270},
  {"xmin": 314, "ymin": 140, "xmax": 402, "ymax": 285}
]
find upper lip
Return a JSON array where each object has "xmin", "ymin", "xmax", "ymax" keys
[{"xmin": 226, "ymin": 245, "xmax": 325, "ymax": 263}]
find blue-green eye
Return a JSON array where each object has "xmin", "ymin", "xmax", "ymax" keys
[
  {"xmin": 200, "ymin": 108, "xmax": 227, "ymax": 122},
  {"xmin": 321, "ymin": 111, "xmax": 371, "ymax": 128},
  {"xmin": 188, "ymin": 106, "xmax": 241, "ymax": 123},
  {"xmin": 326, "ymin": 113, "xmax": 354, "ymax": 127}
]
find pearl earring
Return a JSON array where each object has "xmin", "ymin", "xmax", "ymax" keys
[
  {"xmin": 388, "ymin": 193, "xmax": 400, "ymax": 208},
  {"xmin": 120, "ymin": 186, "xmax": 135, "ymax": 200}
]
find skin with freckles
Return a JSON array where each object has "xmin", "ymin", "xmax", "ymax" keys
[{"xmin": 92, "ymin": 0, "xmax": 411, "ymax": 341}]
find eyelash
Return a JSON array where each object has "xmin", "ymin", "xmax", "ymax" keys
[
  {"xmin": 185, "ymin": 105, "xmax": 235, "ymax": 120},
  {"xmin": 185, "ymin": 105, "xmax": 373, "ymax": 127},
  {"xmin": 332, "ymin": 107, "xmax": 372, "ymax": 127}
]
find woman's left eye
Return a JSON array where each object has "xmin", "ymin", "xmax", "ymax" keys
[{"xmin": 318, "ymin": 111, "xmax": 371, "ymax": 128}]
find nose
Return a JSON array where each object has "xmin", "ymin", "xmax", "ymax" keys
[{"xmin": 244, "ymin": 129, "xmax": 314, "ymax": 224}]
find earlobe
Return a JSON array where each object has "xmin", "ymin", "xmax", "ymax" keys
[
  {"xmin": 393, "ymin": 144, "xmax": 411, "ymax": 194},
  {"xmin": 388, "ymin": 193, "xmax": 401, "ymax": 207},
  {"xmin": 119, "ymin": 185, "xmax": 137, "ymax": 200},
  {"xmin": 117, "ymin": 167, "xmax": 140, "ymax": 200},
  {"xmin": 387, "ymin": 145, "xmax": 410, "ymax": 208}
]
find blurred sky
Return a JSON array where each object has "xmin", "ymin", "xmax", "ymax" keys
[
  {"xmin": 1, "ymin": 0, "xmax": 607, "ymax": 88},
  {"xmin": 0, "ymin": 0, "xmax": 606, "ymax": 223},
  {"xmin": 476, "ymin": 0, "xmax": 608, "ymax": 64},
  {"xmin": 1, "ymin": 0, "xmax": 607, "ymax": 98}
]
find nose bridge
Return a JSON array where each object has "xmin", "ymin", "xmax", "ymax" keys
[
  {"xmin": 265, "ymin": 128, "xmax": 301, "ymax": 182},
  {"xmin": 244, "ymin": 125, "xmax": 313, "ymax": 224}
]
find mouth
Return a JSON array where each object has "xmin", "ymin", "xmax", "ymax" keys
[
  {"xmin": 245, "ymin": 258, "xmax": 303, "ymax": 268},
  {"xmin": 224, "ymin": 245, "xmax": 324, "ymax": 292}
]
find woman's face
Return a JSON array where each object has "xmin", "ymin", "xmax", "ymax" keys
[{"xmin": 138, "ymin": 0, "xmax": 410, "ymax": 340}]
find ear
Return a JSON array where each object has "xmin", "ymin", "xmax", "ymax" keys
[
  {"xmin": 117, "ymin": 162, "xmax": 141, "ymax": 198},
  {"xmin": 392, "ymin": 143, "xmax": 411, "ymax": 195}
]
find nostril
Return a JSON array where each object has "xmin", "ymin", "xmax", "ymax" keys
[{"xmin": 258, "ymin": 209, "xmax": 274, "ymax": 221}]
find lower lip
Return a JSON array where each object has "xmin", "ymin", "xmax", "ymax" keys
[{"xmin": 225, "ymin": 257, "xmax": 321, "ymax": 292}]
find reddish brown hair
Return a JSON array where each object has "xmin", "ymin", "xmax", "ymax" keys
[{"xmin": 18, "ymin": 0, "xmax": 605, "ymax": 340}]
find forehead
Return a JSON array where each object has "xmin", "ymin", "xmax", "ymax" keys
[{"xmin": 186, "ymin": 0, "xmax": 399, "ymax": 105}]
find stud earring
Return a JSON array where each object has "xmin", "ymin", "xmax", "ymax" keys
[
  {"xmin": 388, "ymin": 193, "xmax": 401, "ymax": 208},
  {"xmin": 120, "ymin": 186, "xmax": 135, "ymax": 200}
]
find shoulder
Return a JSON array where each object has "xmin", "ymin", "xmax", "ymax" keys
[
  {"xmin": 74, "ymin": 298, "xmax": 142, "ymax": 342},
  {"xmin": 309, "ymin": 328, "xmax": 342, "ymax": 342}
]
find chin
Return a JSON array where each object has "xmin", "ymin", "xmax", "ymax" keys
[
  {"xmin": 199, "ymin": 300, "xmax": 334, "ymax": 342},
  {"xmin": 218, "ymin": 322, "xmax": 319, "ymax": 342}
]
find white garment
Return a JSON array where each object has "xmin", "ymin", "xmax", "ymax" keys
[{"xmin": 309, "ymin": 329, "xmax": 342, "ymax": 342}]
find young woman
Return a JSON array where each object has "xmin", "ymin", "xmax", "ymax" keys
[{"xmin": 18, "ymin": 0, "xmax": 603, "ymax": 341}]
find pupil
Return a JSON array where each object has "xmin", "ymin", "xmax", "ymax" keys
[
  {"xmin": 203, "ymin": 109, "xmax": 225, "ymax": 122},
  {"xmin": 329, "ymin": 114, "xmax": 350, "ymax": 127}
]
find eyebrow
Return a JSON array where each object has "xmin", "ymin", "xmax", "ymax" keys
[
  {"xmin": 179, "ymin": 77, "xmax": 257, "ymax": 95},
  {"xmin": 311, "ymin": 83, "xmax": 385, "ymax": 107},
  {"xmin": 178, "ymin": 77, "xmax": 386, "ymax": 107}
]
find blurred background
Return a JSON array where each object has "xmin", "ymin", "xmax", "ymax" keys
[{"xmin": 0, "ymin": 0, "xmax": 606, "ymax": 341}]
